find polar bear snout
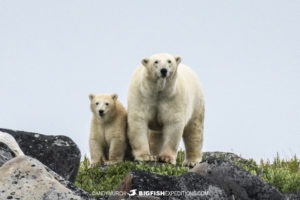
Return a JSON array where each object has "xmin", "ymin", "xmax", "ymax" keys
[
  {"xmin": 160, "ymin": 68, "xmax": 168, "ymax": 78},
  {"xmin": 99, "ymin": 110, "xmax": 105, "ymax": 117}
]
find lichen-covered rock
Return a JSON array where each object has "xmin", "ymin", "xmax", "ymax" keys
[
  {"xmin": 0, "ymin": 155, "xmax": 96, "ymax": 200},
  {"xmin": 190, "ymin": 158, "xmax": 284, "ymax": 200},
  {"xmin": 112, "ymin": 170, "xmax": 230, "ymax": 200},
  {"xmin": 0, "ymin": 128, "xmax": 80, "ymax": 183}
]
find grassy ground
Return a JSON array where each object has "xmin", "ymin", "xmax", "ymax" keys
[
  {"xmin": 238, "ymin": 154, "xmax": 300, "ymax": 194},
  {"xmin": 75, "ymin": 152, "xmax": 187, "ymax": 195},
  {"xmin": 75, "ymin": 151, "xmax": 300, "ymax": 196}
]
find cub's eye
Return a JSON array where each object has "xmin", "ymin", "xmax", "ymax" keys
[
  {"xmin": 105, "ymin": 102, "xmax": 109, "ymax": 106},
  {"xmin": 154, "ymin": 60, "xmax": 159, "ymax": 64},
  {"xmin": 95, "ymin": 102, "xmax": 99, "ymax": 106},
  {"xmin": 167, "ymin": 60, "xmax": 172, "ymax": 64}
]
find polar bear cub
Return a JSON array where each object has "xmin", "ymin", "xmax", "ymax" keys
[
  {"xmin": 127, "ymin": 53, "xmax": 205, "ymax": 167},
  {"xmin": 89, "ymin": 93, "xmax": 128, "ymax": 167}
]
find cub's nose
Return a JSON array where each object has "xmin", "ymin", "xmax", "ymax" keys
[
  {"xmin": 99, "ymin": 110, "xmax": 104, "ymax": 116},
  {"xmin": 160, "ymin": 68, "xmax": 168, "ymax": 77}
]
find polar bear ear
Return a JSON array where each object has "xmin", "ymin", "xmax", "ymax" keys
[
  {"xmin": 111, "ymin": 94, "xmax": 118, "ymax": 101},
  {"xmin": 175, "ymin": 56, "xmax": 181, "ymax": 64},
  {"xmin": 141, "ymin": 58, "xmax": 149, "ymax": 67},
  {"xmin": 89, "ymin": 94, "xmax": 95, "ymax": 101}
]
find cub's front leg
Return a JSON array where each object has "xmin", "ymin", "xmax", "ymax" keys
[
  {"xmin": 89, "ymin": 138, "xmax": 107, "ymax": 167},
  {"xmin": 105, "ymin": 138, "xmax": 126, "ymax": 165}
]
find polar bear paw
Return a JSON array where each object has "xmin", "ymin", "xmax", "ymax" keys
[
  {"xmin": 159, "ymin": 155, "xmax": 176, "ymax": 165},
  {"xmin": 135, "ymin": 154, "xmax": 157, "ymax": 162},
  {"xmin": 182, "ymin": 160, "xmax": 199, "ymax": 168},
  {"xmin": 105, "ymin": 160, "xmax": 122, "ymax": 165},
  {"xmin": 89, "ymin": 162, "xmax": 101, "ymax": 168}
]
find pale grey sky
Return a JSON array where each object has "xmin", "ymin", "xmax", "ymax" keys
[{"xmin": 0, "ymin": 0, "xmax": 299, "ymax": 162}]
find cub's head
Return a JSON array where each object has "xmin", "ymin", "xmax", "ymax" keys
[
  {"xmin": 89, "ymin": 93, "xmax": 118, "ymax": 119},
  {"xmin": 141, "ymin": 53, "xmax": 181, "ymax": 80}
]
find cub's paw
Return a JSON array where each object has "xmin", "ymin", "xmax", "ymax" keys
[
  {"xmin": 135, "ymin": 154, "xmax": 156, "ymax": 162},
  {"xmin": 105, "ymin": 160, "xmax": 122, "ymax": 165},
  {"xmin": 89, "ymin": 162, "xmax": 100, "ymax": 168},
  {"xmin": 150, "ymin": 155, "xmax": 158, "ymax": 162},
  {"xmin": 159, "ymin": 154, "xmax": 176, "ymax": 165},
  {"xmin": 182, "ymin": 160, "xmax": 199, "ymax": 168}
]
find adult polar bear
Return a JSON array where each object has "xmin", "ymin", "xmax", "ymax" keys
[{"xmin": 127, "ymin": 53, "xmax": 205, "ymax": 167}]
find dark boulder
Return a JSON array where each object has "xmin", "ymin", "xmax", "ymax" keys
[
  {"xmin": 191, "ymin": 158, "xmax": 285, "ymax": 200},
  {"xmin": 0, "ymin": 128, "xmax": 81, "ymax": 183},
  {"xmin": 112, "ymin": 170, "xmax": 230, "ymax": 200}
]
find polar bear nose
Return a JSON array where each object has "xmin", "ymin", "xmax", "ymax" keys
[
  {"xmin": 160, "ymin": 68, "xmax": 168, "ymax": 77},
  {"xmin": 99, "ymin": 110, "xmax": 104, "ymax": 116}
]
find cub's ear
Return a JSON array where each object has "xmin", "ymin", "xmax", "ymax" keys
[
  {"xmin": 175, "ymin": 56, "xmax": 182, "ymax": 64},
  {"xmin": 111, "ymin": 94, "xmax": 118, "ymax": 101},
  {"xmin": 89, "ymin": 94, "xmax": 95, "ymax": 101},
  {"xmin": 141, "ymin": 58, "xmax": 150, "ymax": 67}
]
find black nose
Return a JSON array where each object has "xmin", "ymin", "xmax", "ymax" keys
[
  {"xmin": 160, "ymin": 68, "xmax": 168, "ymax": 77},
  {"xmin": 99, "ymin": 110, "xmax": 104, "ymax": 116}
]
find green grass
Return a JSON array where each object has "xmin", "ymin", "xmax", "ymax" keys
[
  {"xmin": 75, "ymin": 151, "xmax": 188, "ymax": 196},
  {"xmin": 75, "ymin": 151, "xmax": 300, "ymax": 196},
  {"xmin": 237, "ymin": 154, "xmax": 300, "ymax": 194}
]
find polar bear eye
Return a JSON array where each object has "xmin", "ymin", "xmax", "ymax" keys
[
  {"xmin": 154, "ymin": 60, "xmax": 159, "ymax": 64},
  {"xmin": 167, "ymin": 60, "xmax": 172, "ymax": 64},
  {"xmin": 95, "ymin": 102, "xmax": 99, "ymax": 106},
  {"xmin": 105, "ymin": 102, "xmax": 109, "ymax": 106}
]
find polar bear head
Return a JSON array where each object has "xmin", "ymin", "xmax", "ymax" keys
[
  {"xmin": 141, "ymin": 53, "xmax": 181, "ymax": 80},
  {"xmin": 89, "ymin": 93, "xmax": 118, "ymax": 119}
]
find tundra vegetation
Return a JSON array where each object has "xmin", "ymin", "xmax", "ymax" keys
[{"xmin": 75, "ymin": 151, "xmax": 300, "ymax": 197}]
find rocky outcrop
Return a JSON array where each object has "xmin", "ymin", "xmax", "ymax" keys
[
  {"xmin": 111, "ymin": 152, "xmax": 299, "ymax": 200},
  {"xmin": 190, "ymin": 158, "xmax": 284, "ymax": 200},
  {"xmin": 0, "ymin": 155, "xmax": 95, "ymax": 200},
  {"xmin": 1, "ymin": 128, "xmax": 299, "ymax": 200},
  {"xmin": 112, "ymin": 170, "xmax": 230, "ymax": 200},
  {"xmin": 0, "ymin": 128, "xmax": 81, "ymax": 183}
]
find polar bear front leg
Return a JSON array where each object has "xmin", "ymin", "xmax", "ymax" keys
[
  {"xmin": 128, "ymin": 118, "xmax": 155, "ymax": 162},
  {"xmin": 149, "ymin": 130, "xmax": 163, "ymax": 157},
  {"xmin": 159, "ymin": 122, "xmax": 185, "ymax": 165},
  {"xmin": 89, "ymin": 138, "xmax": 107, "ymax": 167}
]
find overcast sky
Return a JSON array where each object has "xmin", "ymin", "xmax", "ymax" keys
[{"xmin": 0, "ymin": 0, "xmax": 299, "ymax": 162}]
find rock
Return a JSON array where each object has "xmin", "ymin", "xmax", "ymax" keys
[
  {"xmin": 285, "ymin": 191, "xmax": 300, "ymax": 200},
  {"xmin": 202, "ymin": 151, "xmax": 248, "ymax": 164},
  {"xmin": 0, "ymin": 131, "xmax": 25, "ymax": 167},
  {"xmin": 0, "ymin": 142, "xmax": 15, "ymax": 167},
  {"xmin": 112, "ymin": 170, "xmax": 230, "ymax": 200},
  {"xmin": 0, "ymin": 155, "xmax": 96, "ymax": 200},
  {"xmin": 190, "ymin": 158, "xmax": 284, "ymax": 200},
  {"xmin": 0, "ymin": 128, "xmax": 81, "ymax": 183}
]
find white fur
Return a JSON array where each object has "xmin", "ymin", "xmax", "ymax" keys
[{"xmin": 127, "ymin": 53, "xmax": 205, "ymax": 167}]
